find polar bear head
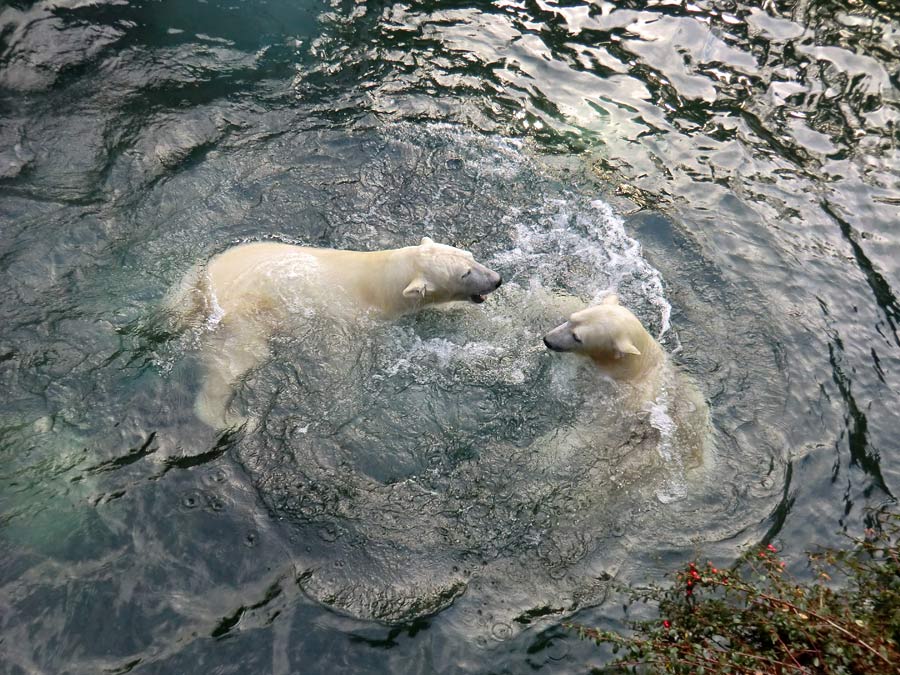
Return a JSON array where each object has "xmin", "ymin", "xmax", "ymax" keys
[
  {"xmin": 402, "ymin": 237, "xmax": 502, "ymax": 305},
  {"xmin": 543, "ymin": 294, "xmax": 661, "ymax": 380}
]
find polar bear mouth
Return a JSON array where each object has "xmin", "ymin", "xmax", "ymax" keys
[{"xmin": 470, "ymin": 294, "xmax": 487, "ymax": 304}]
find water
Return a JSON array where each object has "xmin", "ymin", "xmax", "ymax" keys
[{"xmin": 1, "ymin": 0, "xmax": 897, "ymax": 672}]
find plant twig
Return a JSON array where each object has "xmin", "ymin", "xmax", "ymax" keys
[{"xmin": 754, "ymin": 589, "xmax": 890, "ymax": 667}]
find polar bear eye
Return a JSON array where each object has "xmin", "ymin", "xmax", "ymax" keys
[
  {"xmin": 572, "ymin": 332, "xmax": 582, "ymax": 344},
  {"xmin": 461, "ymin": 269, "xmax": 471, "ymax": 279}
]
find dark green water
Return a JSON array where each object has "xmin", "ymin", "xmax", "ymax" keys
[{"xmin": 1, "ymin": 0, "xmax": 898, "ymax": 673}]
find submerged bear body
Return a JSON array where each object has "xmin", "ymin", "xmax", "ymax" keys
[
  {"xmin": 544, "ymin": 293, "xmax": 710, "ymax": 469},
  {"xmin": 169, "ymin": 237, "xmax": 502, "ymax": 428},
  {"xmin": 202, "ymin": 239, "xmax": 501, "ymax": 321}
]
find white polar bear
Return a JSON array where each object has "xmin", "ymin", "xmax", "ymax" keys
[
  {"xmin": 543, "ymin": 294, "xmax": 664, "ymax": 389},
  {"xmin": 543, "ymin": 293, "xmax": 709, "ymax": 467},
  {"xmin": 170, "ymin": 237, "xmax": 502, "ymax": 428}
]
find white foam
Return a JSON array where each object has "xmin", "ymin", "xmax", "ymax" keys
[
  {"xmin": 205, "ymin": 281, "xmax": 225, "ymax": 329},
  {"xmin": 380, "ymin": 334, "xmax": 508, "ymax": 380},
  {"xmin": 489, "ymin": 193, "xmax": 671, "ymax": 340},
  {"xmin": 647, "ymin": 384, "xmax": 688, "ymax": 504}
]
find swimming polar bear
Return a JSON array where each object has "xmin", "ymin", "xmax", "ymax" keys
[
  {"xmin": 543, "ymin": 293, "xmax": 709, "ymax": 467},
  {"xmin": 543, "ymin": 294, "xmax": 663, "ymax": 389},
  {"xmin": 170, "ymin": 237, "xmax": 502, "ymax": 428}
]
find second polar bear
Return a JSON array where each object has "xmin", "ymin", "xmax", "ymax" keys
[
  {"xmin": 543, "ymin": 293, "xmax": 709, "ymax": 466},
  {"xmin": 171, "ymin": 237, "xmax": 502, "ymax": 428},
  {"xmin": 543, "ymin": 294, "xmax": 664, "ymax": 388}
]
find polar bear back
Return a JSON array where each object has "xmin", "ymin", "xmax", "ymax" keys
[{"xmin": 205, "ymin": 242, "xmax": 418, "ymax": 321}]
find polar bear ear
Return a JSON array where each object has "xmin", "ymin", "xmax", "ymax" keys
[
  {"xmin": 420, "ymin": 236, "xmax": 435, "ymax": 247},
  {"xmin": 570, "ymin": 308, "xmax": 592, "ymax": 323},
  {"xmin": 403, "ymin": 277, "xmax": 432, "ymax": 298},
  {"xmin": 615, "ymin": 337, "xmax": 641, "ymax": 356},
  {"xmin": 601, "ymin": 293, "xmax": 620, "ymax": 306}
]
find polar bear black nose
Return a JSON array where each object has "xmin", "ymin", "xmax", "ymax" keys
[{"xmin": 494, "ymin": 276, "xmax": 503, "ymax": 289}]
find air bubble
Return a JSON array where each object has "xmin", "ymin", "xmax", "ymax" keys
[
  {"xmin": 206, "ymin": 495, "xmax": 226, "ymax": 512},
  {"xmin": 181, "ymin": 493, "xmax": 201, "ymax": 509},
  {"xmin": 318, "ymin": 526, "xmax": 338, "ymax": 542},
  {"xmin": 208, "ymin": 468, "xmax": 228, "ymax": 483},
  {"xmin": 547, "ymin": 640, "xmax": 568, "ymax": 661},
  {"xmin": 491, "ymin": 622, "xmax": 513, "ymax": 641},
  {"xmin": 548, "ymin": 566, "xmax": 569, "ymax": 581}
]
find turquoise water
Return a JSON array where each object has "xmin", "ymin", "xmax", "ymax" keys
[{"xmin": 1, "ymin": 1, "xmax": 898, "ymax": 672}]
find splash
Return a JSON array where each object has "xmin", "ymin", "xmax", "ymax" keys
[{"xmin": 224, "ymin": 124, "xmax": 698, "ymax": 632}]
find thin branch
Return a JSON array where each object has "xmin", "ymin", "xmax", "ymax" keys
[
  {"xmin": 772, "ymin": 628, "xmax": 809, "ymax": 672},
  {"xmin": 702, "ymin": 578, "xmax": 893, "ymax": 668}
]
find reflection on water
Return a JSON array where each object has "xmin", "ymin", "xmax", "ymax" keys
[{"xmin": 1, "ymin": 0, "xmax": 898, "ymax": 673}]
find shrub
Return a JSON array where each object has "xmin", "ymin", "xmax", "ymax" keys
[{"xmin": 569, "ymin": 514, "xmax": 900, "ymax": 674}]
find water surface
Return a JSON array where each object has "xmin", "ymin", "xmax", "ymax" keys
[{"xmin": 1, "ymin": 0, "xmax": 898, "ymax": 673}]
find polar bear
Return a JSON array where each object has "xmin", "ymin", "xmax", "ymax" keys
[
  {"xmin": 543, "ymin": 293, "xmax": 709, "ymax": 467},
  {"xmin": 170, "ymin": 237, "xmax": 502, "ymax": 428},
  {"xmin": 543, "ymin": 294, "xmax": 664, "ymax": 389}
]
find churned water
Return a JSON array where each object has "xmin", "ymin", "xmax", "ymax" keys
[{"xmin": 1, "ymin": 1, "xmax": 898, "ymax": 673}]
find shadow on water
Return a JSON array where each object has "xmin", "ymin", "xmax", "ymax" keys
[{"xmin": 1, "ymin": 0, "xmax": 898, "ymax": 672}]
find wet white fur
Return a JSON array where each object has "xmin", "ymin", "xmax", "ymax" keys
[
  {"xmin": 544, "ymin": 294, "xmax": 709, "ymax": 466},
  {"xmin": 168, "ymin": 237, "xmax": 500, "ymax": 428}
]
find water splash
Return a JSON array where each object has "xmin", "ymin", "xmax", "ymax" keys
[{"xmin": 215, "ymin": 124, "xmax": 708, "ymax": 631}]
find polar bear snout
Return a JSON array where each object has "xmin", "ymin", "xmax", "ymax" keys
[
  {"xmin": 466, "ymin": 264, "xmax": 502, "ymax": 303},
  {"xmin": 543, "ymin": 335, "xmax": 564, "ymax": 351},
  {"xmin": 476, "ymin": 264, "xmax": 502, "ymax": 289},
  {"xmin": 543, "ymin": 322, "xmax": 575, "ymax": 352}
]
